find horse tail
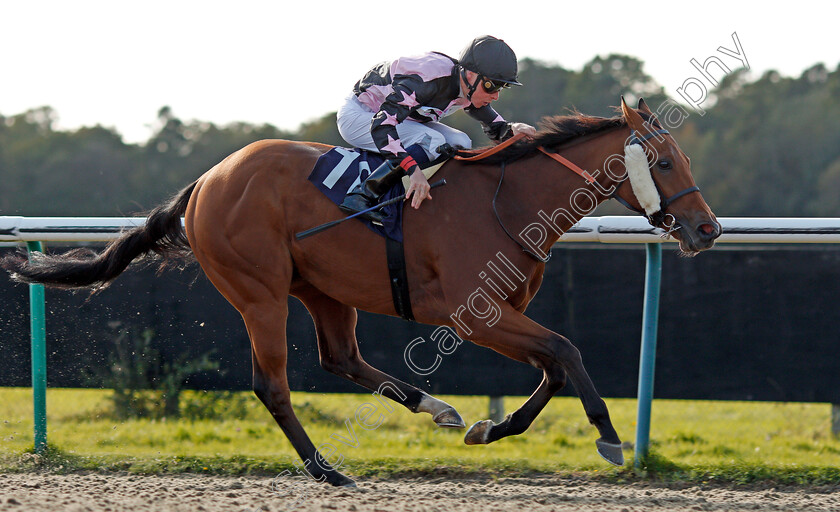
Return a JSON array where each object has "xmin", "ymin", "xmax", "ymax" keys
[{"xmin": 1, "ymin": 180, "xmax": 199, "ymax": 290}]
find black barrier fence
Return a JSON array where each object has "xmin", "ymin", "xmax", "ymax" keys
[{"xmin": 1, "ymin": 244, "xmax": 839, "ymax": 403}]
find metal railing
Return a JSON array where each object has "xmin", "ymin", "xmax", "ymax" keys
[{"xmin": 4, "ymin": 215, "xmax": 840, "ymax": 466}]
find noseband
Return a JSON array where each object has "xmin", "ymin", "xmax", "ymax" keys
[{"xmin": 611, "ymin": 128, "xmax": 700, "ymax": 233}]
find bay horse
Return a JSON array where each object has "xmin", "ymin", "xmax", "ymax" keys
[{"xmin": 3, "ymin": 98, "xmax": 719, "ymax": 486}]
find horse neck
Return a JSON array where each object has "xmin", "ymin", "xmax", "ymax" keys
[{"xmin": 506, "ymin": 128, "xmax": 630, "ymax": 257}]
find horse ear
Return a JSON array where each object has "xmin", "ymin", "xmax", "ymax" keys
[
  {"xmin": 637, "ymin": 97, "xmax": 653, "ymax": 115},
  {"xmin": 621, "ymin": 96, "xmax": 645, "ymax": 131}
]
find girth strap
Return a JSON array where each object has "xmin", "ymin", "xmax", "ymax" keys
[{"xmin": 386, "ymin": 236, "xmax": 415, "ymax": 321}]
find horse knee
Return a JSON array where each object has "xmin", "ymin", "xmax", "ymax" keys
[
  {"xmin": 549, "ymin": 336, "xmax": 582, "ymax": 365},
  {"xmin": 319, "ymin": 353, "xmax": 364, "ymax": 379}
]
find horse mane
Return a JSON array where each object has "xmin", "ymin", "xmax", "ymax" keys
[{"xmin": 463, "ymin": 109, "xmax": 660, "ymax": 165}]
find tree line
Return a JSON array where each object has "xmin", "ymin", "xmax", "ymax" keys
[{"xmin": 1, "ymin": 55, "xmax": 838, "ymax": 217}]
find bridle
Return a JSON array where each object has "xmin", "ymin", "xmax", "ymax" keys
[
  {"xmin": 610, "ymin": 128, "xmax": 700, "ymax": 236},
  {"xmin": 455, "ymin": 124, "xmax": 702, "ymax": 263}
]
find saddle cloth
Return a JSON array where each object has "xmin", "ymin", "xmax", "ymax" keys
[{"xmin": 307, "ymin": 145, "xmax": 430, "ymax": 242}]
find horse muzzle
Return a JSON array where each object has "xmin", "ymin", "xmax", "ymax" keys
[{"xmin": 673, "ymin": 216, "xmax": 721, "ymax": 254}]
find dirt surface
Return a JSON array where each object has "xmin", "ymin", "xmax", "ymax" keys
[{"xmin": 2, "ymin": 472, "xmax": 839, "ymax": 511}]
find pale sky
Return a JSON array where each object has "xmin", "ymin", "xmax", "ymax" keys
[{"xmin": 2, "ymin": 1, "xmax": 837, "ymax": 144}]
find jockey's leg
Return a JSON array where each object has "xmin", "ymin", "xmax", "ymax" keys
[
  {"xmin": 339, "ymin": 159, "xmax": 405, "ymax": 224},
  {"xmin": 337, "ymin": 97, "xmax": 472, "ymax": 221},
  {"xmin": 337, "ymin": 94, "xmax": 378, "ymax": 150},
  {"xmin": 338, "ymin": 96, "xmax": 469, "ymax": 158},
  {"xmin": 423, "ymin": 121, "xmax": 472, "ymax": 153}
]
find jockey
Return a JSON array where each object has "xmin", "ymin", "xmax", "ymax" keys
[{"xmin": 338, "ymin": 35, "xmax": 537, "ymax": 223}]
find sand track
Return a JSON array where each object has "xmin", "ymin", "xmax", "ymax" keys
[{"xmin": 2, "ymin": 472, "xmax": 839, "ymax": 511}]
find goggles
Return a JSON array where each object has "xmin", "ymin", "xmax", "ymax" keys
[{"xmin": 481, "ymin": 77, "xmax": 509, "ymax": 94}]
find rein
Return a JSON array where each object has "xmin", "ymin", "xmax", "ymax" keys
[
  {"xmin": 492, "ymin": 161, "xmax": 551, "ymax": 262},
  {"xmin": 453, "ymin": 132, "xmax": 528, "ymax": 161},
  {"xmin": 455, "ymin": 133, "xmax": 553, "ymax": 262}
]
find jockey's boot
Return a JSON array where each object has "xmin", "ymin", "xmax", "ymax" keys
[{"xmin": 339, "ymin": 159, "xmax": 405, "ymax": 224}]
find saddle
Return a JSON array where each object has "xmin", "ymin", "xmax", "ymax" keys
[{"xmin": 306, "ymin": 140, "xmax": 522, "ymax": 322}]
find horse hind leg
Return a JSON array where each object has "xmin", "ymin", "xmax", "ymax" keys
[
  {"xmin": 245, "ymin": 301, "xmax": 355, "ymax": 486},
  {"xmin": 295, "ymin": 286, "xmax": 465, "ymax": 429},
  {"xmin": 194, "ymin": 246, "xmax": 355, "ymax": 486}
]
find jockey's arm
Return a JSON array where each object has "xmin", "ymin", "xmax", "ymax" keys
[{"xmin": 465, "ymin": 105, "xmax": 536, "ymax": 142}]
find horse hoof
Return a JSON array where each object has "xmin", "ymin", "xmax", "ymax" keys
[
  {"xmin": 596, "ymin": 439, "xmax": 625, "ymax": 466},
  {"xmin": 464, "ymin": 419, "xmax": 493, "ymax": 445},
  {"xmin": 433, "ymin": 407, "xmax": 466, "ymax": 429},
  {"xmin": 328, "ymin": 473, "xmax": 357, "ymax": 487}
]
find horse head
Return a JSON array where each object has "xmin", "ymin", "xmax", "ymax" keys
[{"xmin": 614, "ymin": 97, "xmax": 721, "ymax": 255}]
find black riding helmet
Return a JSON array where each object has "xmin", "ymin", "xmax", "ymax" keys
[{"xmin": 458, "ymin": 35, "xmax": 522, "ymax": 99}]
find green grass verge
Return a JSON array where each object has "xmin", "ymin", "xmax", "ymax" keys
[{"xmin": 2, "ymin": 388, "xmax": 840, "ymax": 486}]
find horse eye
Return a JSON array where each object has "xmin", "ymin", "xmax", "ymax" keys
[{"xmin": 658, "ymin": 160, "xmax": 672, "ymax": 171}]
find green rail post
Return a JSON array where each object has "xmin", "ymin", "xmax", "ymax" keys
[
  {"xmin": 634, "ymin": 242, "xmax": 662, "ymax": 468},
  {"xmin": 26, "ymin": 241, "xmax": 47, "ymax": 454}
]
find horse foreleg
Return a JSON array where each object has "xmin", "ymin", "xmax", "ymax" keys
[
  {"xmin": 555, "ymin": 339, "xmax": 625, "ymax": 465},
  {"xmin": 464, "ymin": 367, "xmax": 564, "ymax": 444},
  {"xmin": 295, "ymin": 287, "xmax": 465, "ymax": 428},
  {"xmin": 457, "ymin": 306, "xmax": 623, "ymax": 465}
]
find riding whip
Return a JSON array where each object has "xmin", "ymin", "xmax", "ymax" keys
[{"xmin": 295, "ymin": 179, "xmax": 447, "ymax": 240}]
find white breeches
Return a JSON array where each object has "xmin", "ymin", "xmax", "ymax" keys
[{"xmin": 336, "ymin": 95, "xmax": 472, "ymax": 159}]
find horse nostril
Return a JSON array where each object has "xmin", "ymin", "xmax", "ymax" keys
[{"xmin": 697, "ymin": 223, "xmax": 720, "ymax": 240}]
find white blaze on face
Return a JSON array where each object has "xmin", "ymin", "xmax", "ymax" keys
[{"xmin": 624, "ymin": 144, "xmax": 661, "ymax": 216}]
